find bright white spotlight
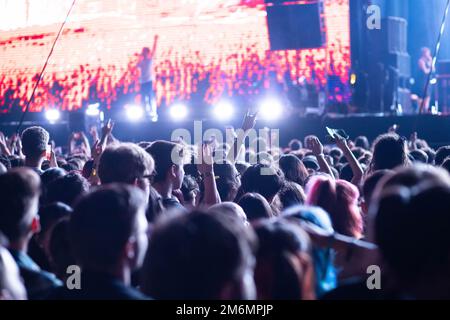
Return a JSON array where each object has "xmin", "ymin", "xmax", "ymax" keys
[
  {"xmin": 86, "ymin": 103, "xmax": 100, "ymax": 117},
  {"xmin": 125, "ymin": 104, "xmax": 145, "ymax": 122},
  {"xmin": 259, "ymin": 98, "xmax": 283, "ymax": 121},
  {"xmin": 169, "ymin": 103, "xmax": 188, "ymax": 121},
  {"xmin": 213, "ymin": 101, "xmax": 234, "ymax": 121},
  {"xmin": 45, "ymin": 109, "xmax": 60, "ymax": 123}
]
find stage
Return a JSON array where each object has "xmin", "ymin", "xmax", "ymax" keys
[{"xmin": 1, "ymin": 114, "xmax": 449, "ymax": 149}]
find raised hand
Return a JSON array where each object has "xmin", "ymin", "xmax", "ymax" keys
[
  {"xmin": 49, "ymin": 144, "xmax": 58, "ymax": 168},
  {"xmin": 91, "ymin": 139, "xmax": 103, "ymax": 162},
  {"xmin": 307, "ymin": 136, "xmax": 324, "ymax": 156},
  {"xmin": 241, "ymin": 110, "xmax": 258, "ymax": 132},
  {"xmin": 101, "ymin": 119, "xmax": 114, "ymax": 138},
  {"xmin": 334, "ymin": 134, "xmax": 349, "ymax": 151},
  {"xmin": 197, "ymin": 143, "xmax": 214, "ymax": 175}
]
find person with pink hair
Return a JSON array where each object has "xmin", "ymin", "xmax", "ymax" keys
[{"xmin": 306, "ymin": 176, "xmax": 363, "ymax": 239}]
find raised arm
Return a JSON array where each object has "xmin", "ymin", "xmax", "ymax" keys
[
  {"xmin": 307, "ymin": 136, "xmax": 335, "ymax": 178},
  {"xmin": 151, "ymin": 34, "xmax": 159, "ymax": 58},
  {"xmin": 335, "ymin": 135, "xmax": 364, "ymax": 186},
  {"xmin": 226, "ymin": 110, "xmax": 257, "ymax": 163},
  {"xmin": 198, "ymin": 143, "xmax": 220, "ymax": 206},
  {"xmin": 100, "ymin": 119, "xmax": 114, "ymax": 150}
]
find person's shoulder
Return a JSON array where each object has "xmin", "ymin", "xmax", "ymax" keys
[
  {"xmin": 162, "ymin": 197, "xmax": 186, "ymax": 211},
  {"xmin": 20, "ymin": 268, "xmax": 63, "ymax": 300}
]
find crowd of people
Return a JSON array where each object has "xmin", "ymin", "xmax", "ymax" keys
[{"xmin": 1, "ymin": 113, "xmax": 450, "ymax": 300}]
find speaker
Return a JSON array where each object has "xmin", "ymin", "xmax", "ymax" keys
[
  {"xmin": 387, "ymin": 52, "xmax": 411, "ymax": 78},
  {"xmin": 383, "ymin": 17, "xmax": 407, "ymax": 53},
  {"xmin": 367, "ymin": 17, "xmax": 408, "ymax": 56},
  {"xmin": 266, "ymin": 2, "xmax": 325, "ymax": 50},
  {"xmin": 366, "ymin": 17, "xmax": 409, "ymax": 113}
]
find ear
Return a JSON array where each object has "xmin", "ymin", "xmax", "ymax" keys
[
  {"xmin": 31, "ymin": 216, "xmax": 41, "ymax": 234},
  {"xmin": 169, "ymin": 165, "xmax": 177, "ymax": 179}
]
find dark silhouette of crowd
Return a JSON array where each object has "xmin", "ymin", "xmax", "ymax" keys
[{"xmin": 1, "ymin": 114, "xmax": 450, "ymax": 300}]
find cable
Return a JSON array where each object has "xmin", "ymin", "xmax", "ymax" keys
[{"xmin": 16, "ymin": 0, "xmax": 77, "ymax": 133}]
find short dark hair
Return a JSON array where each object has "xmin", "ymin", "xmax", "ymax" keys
[
  {"xmin": 362, "ymin": 170, "xmax": 393, "ymax": 206},
  {"xmin": 21, "ymin": 126, "xmax": 49, "ymax": 159},
  {"xmin": 180, "ymin": 175, "xmax": 199, "ymax": 203},
  {"xmin": 237, "ymin": 193, "xmax": 273, "ymax": 221},
  {"xmin": 38, "ymin": 202, "xmax": 73, "ymax": 237},
  {"xmin": 288, "ymin": 139, "xmax": 302, "ymax": 151},
  {"xmin": 98, "ymin": 143, "xmax": 154, "ymax": 185},
  {"xmin": 253, "ymin": 219, "xmax": 311, "ymax": 300},
  {"xmin": 213, "ymin": 162, "xmax": 240, "ymax": 202},
  {"xmin": 435, "ymin": 146, "xmax": 450, "ymax": 166},
  {"xmin": 354, "ymin": 136, "xmax": 370, "ymax": 150},
  {"xmin": 277, "ymin": 181, "xmax": 306, "ymax": 210},
  {"xmin": 238, "ymin": 164, "xmax": 284, "ymax": 202},
  {"xmin": 370, "ymin": 134, "xmax": 408, "ymax": 172},
  {"xmin": 146, "ymin": 141, "xmax": 185, "ymax": 183},
  {"xmin": 46, "ymin": 172, "xmax": 90, "ymax": 206},
  {"xmin": 70, "ymin": 184, "xmax": 146, "ymax": 270},
  {"xmin": 374, "ymin": 184, "xmax": 450, "ymax": 285},
  {"xmin": 0, "ymin": 168, "xmax": 41, "ymax": 242},
  {"xmin": 141, "ymin": 211, "xmax": 255, "ymax": 299}
]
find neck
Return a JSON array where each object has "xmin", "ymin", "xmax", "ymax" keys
[
  {"xmin": 9, "ymin": 238, "xmax": 29, "ymax": 253},
  {"xmin": 25, "ymin": 157, "xmax": 43, "ymax": 169},
  {"xmin": 153, "ymin": 181, "xmax": 173, "ymax": 199}
]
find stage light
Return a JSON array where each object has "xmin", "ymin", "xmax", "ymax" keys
[
  {"xmin": 259, "ymin": 98, "xmax": 283, "ymax": 121},
  {"xmin": 45, "ymin": 109, "xmax": 60, "ymax": 123},
  {"xmin": 213, "ymin": 101, "xmax": 234, "ymax": 121},
  {"xmin": 350, "ymin": 73, "xmax": 357, "ymax": 85},
  {"xmin": 125, "ymin": 104, "xmax": 145, "ymax": 121},
  {"xmin": 169, "ymin": 103, "xmax": 188, "ymax": 121},
  {"xmin": 86, "ymin": 103, "xmax": 100, "ymax": 117}
]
